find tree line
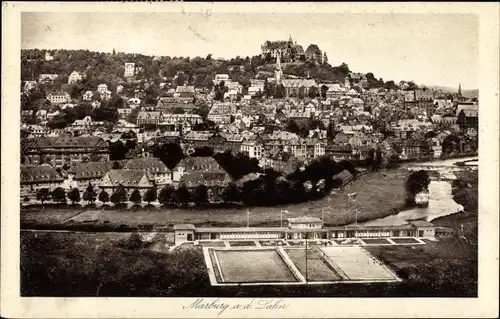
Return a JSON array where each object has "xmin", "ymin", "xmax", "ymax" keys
[{"xmin": 30, "ymin": 155, "xmax": 358, "ymax": 208}]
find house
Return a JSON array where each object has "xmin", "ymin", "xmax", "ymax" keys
[
  {"xmin": 97, "ymin": 84, "xmax": 108, "ymax": 94},
  {"xmin": 36, "ymin": 109, "xmax": 48, "ymax": 121},
  {"xmin": 325, "ymin": 144, "xmax": 354, "ymax": 161},
  {"xmin": 24, "ymin": 81, "xmax": 37, "ymax": 92},
  {"xmin": 282, "ymin": 79, "xmax": 317, "ymax": 98},
  {"xmin": 100, "ymin": 169, "xmax": 154, "ymax": 195},
  {"xmin": 117, "ymin": 108, "xmax": 132, "ymax": 119},
  {"xmin": 123, "ymin": 157, "xmax": 172, "ymax": 185},
  {"xmin": 38, "ymin": 74, "xmax": 58, "ymax": 83},
  {"xmin": 137, "ymin": 111, "xmax": 163, "ymax": 126},
  {"xmin": 173, "ymin": 157, "xmax": 225, "ymax": 181},
  {"xmin": 208, "ymin": 103, "xmax": 232, "ymax": 124},
  {"xmin": 287, "ymin": 216, "xmax": 323, "ymax": 230},
  {"xmin": 260, "ymin": 151, "xmax": 299, "ymax": 175},
  {"xmin": 100, "ymin": 90, "xmax": 112, "ymax": 100},
  {"xmin": 160, "ymin": 114, "xmax": 203, "ymax": 127},
  {"xmin": 240, "ymin": 139, "xmax": 264, "ymax": 159},
  {"xmin": 128, "ymin": 97, "xmax": 141, "ymax": 108},
  {"xmin": 456, "ymin": 104, "xmax": 478, "ymax": 131},
  {"xmin": 82, "ymin": 91, "xmax": 93, "ymax": 101},
  {"xmin": 174, "ymin": 85, "xmax": 195, "ymax": 103},
  {"xmin": 305, "ymin": 44, "xmax": 322, "ymax": 63},
  {"xmin": 116, "ymin": 85, "xmax": 124, "ymax": 94},
  {"xmin": 68, "ymin": 71, "xmax": 83, "ymax": 84},
  {"xmin": 400, "ymin": 139, "xmax": 431, "ymax": 160},
  {"xmin": 173, "ymin": 157, "xmax": 231, "ymax": 198},
  {"xmin": 47, "ymin": 92, "xmax": 71, "ymax": 104},
  {"xmin": 20, "ymin": 164, "xmax": 63, "ymax": 200},
  {"xmin": 124, "ymin": 62, "xmax": 135, "ymax": 77},
  {"xmin": 213, "ymin": 74, "xmax": 230, "ymax": 86},
  {"xmin": 73, "ymin": 161, "xmax": 117, "ymax": 193},
  {"xmin": 332, "ymin": 169, "xmax": 354, "ymax": 186},
  {"xmin": 45, "ymin": 52, "xmax": 54, "ymax": 61},
  {"xmin": 22, "ymin": 136, "xmax": 110, "ymax": 170},
  {"xmin": 70, "ymin": 116, "xmax": 104, "ymax": 132}
]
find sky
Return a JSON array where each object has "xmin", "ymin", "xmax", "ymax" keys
[{"xmin": 21, "ymin": 12, "xmax": 478, "ymax": 89}]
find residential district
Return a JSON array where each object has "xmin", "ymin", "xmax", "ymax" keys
[{"xmin": 20, "ymin": 39, "xmax": 478, "ymax": 206}]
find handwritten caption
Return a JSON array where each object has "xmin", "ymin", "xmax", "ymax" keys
[{"xmin": 183, "ymin": 298, "xmax": 289, "ymax": 315}]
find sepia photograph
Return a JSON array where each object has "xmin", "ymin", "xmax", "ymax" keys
[{"xmin": 2, "ymin": 2, "xmax": 499, "ymax": 318}]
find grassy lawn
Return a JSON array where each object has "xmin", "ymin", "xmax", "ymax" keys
[
  {"xmin": 21, "ymin": 170, "xmax": 409, "ymax": 229},
  {"xmin": 364, "ymin": 238, "xmax": 477, "ymax": 272},
  {"xmin": 284, "ymin": 248, "xmax": 341, "ymax": 282}
]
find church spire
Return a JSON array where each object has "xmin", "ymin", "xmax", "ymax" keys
[{"xmin": 458, "ymin": 83, "xmax": 462, "ymax": 97}]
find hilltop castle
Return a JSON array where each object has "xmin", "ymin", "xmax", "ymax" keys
[{"xmin": 261, "ymin": 36, "xmax": 324, "ymax": 64}]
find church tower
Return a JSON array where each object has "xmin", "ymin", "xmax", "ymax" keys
[
  {"xmin": 458, "ymin": 83, "xmax": 462, "ymax": 97},
  {"xmin": 275, "ymin": 50, "xmax": 283, "ymax": 85}
]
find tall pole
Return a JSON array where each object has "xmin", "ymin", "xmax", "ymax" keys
[
  {"xmin": 322, "ymin": 209, "xmax": 324, "ymax": 227},
  {"xmin": 247, "ymin": 210, "xmax": 249, "ymax": 228},
  {"xmin": 305, "ymin": 231, "xmax": 308, "ymax": 283},
  {"xmin": 281, "ymin": 210, "xmax": 283, "ymax": 228}
]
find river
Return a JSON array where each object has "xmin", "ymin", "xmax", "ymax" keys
[{"xmin": 360, "ymin": 156, "xmax": 477, "ymax": 227}]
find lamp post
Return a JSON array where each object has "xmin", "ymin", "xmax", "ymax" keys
[{"xmin": 305, "ymin": 231, "xmax": 309, "ymax": 283}]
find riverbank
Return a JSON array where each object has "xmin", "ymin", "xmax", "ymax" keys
[{"xmin": 21, "ymin": 169, "xmax": 410, "ymax": 231}]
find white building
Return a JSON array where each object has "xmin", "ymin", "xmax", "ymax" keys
[
  {"xmin": 97, "ymin": 84, "xmax": 108, "ymax": 94},
  {"xmin": 68, "ymin": 71, "xmax": 83, "ymax": 84},
  {"xmin": 124, "ymin": 63, "xmax": 135, "ymax": 77}
]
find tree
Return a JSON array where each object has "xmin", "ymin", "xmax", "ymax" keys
[
  {"xmin": 109, "ymin": 140, "xmax": 129, "ymax": 161},
  {"xmin": 130, "ymin": 189, "xmax": 142, "ymax": 206},
  {"xmin": 223, "ymin": 182, "xmax": 241, "ymax": 203},
  {"xmin": 192, "ymin": 184, "xmax": 209, "ymax": 205},
  {"xmin": 67, "ymin": 187, "xmax": 81, "ymax": 205},
  {"xmin": 405, "ymin": 170, "xmax": 431, "ymax": 205},
  {"xmin": 36, "ymin": 188, "xmax": 50, "ymax": 206},
  {"xmin": 191, "ymin": 146, "xmax": 214, "ymax": 157},
  {"xmin": 176, "ymin": 185, "xmax": 191, "ymax": 206},
  {"xmin": 110, "ymin": 184, "xmax": 128, "ymax": 205},
  {"xmin": 83, "ymin": 183, "xmax": 97, "ymax": 204},
  {"xmin": 51, "ymin": 187, "xmax": 66, "ymax": 204},
  {"xmin": 152, "ymin": 142, "xmax": 184, "ymax": 171},
  {"xmin": 320, "ymin": 85, "xmax": 328, "ymax": 99},
  {"xmin": 143, "ymin": 186, "xmax": 157, "ymax": 205},
  {"xmin": 158, "ymin": 185, "xmax": 175, "ymax": 206},
  {"xmin": 98, "ymin": 189, "xmax": 110, "ymax": 204},
  {"xmin": 308, "ymin": 86, "xmax": 319, "ymax": 98}
]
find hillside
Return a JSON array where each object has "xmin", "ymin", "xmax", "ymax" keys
[{"xmin": 21, "ymin": 49, "xmax": 398, "ymax": 91}]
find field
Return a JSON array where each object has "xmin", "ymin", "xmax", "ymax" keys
[
  {"xmin": 320, "ymin": 246, "xmax": 399, "ymax": 281},
  {"xmin": 21, "ymin": 170, "xmax": 409, "ymax": 230},
  {"xmin": 213, "ymin": 249, "xmax": 298, "ymax": 283},
  {"xmin": 284, "ymin": 248, "xmax": 341, "ymax": 282}
]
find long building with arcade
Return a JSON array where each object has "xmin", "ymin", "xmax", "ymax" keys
[{"xmin": 172, "ymin": 217, "xmax": 452, "ymax": 245}]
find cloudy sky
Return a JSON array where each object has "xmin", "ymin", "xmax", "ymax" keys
[{"xmin": 22, "ymin": 12, "xmax": 478, "ymax": 89}]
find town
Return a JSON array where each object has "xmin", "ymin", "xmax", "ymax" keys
[{"xmin": 20, "ymin": 39, "xmax": 478, "ymax": 207}]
